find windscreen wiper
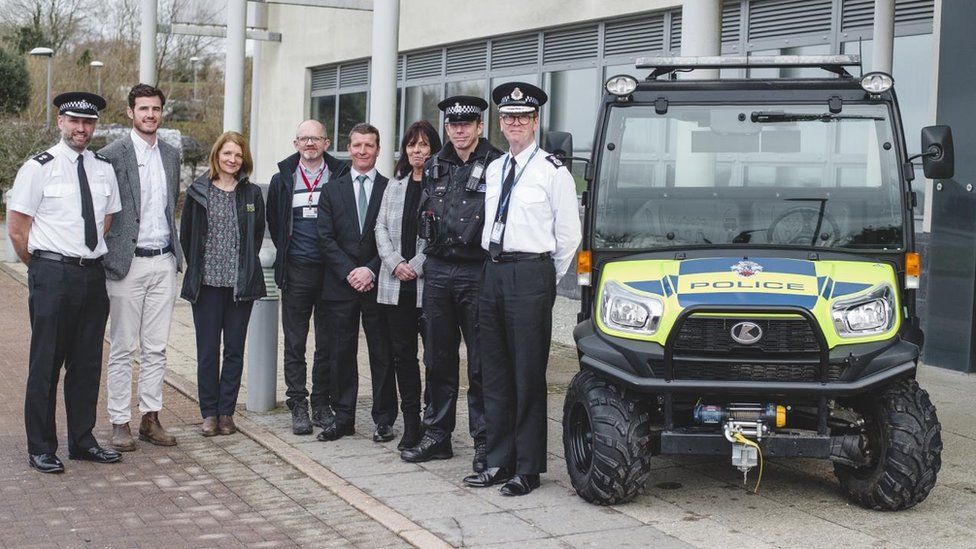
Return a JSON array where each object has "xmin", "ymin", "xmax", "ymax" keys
[{"xmin": 750, "ymin": 111, "xmax": 884, "ymax": 123}]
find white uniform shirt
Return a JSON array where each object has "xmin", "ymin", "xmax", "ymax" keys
[
  {"xmin": 482, "ymin": 141, "xmax": 582, "ymax": 282},
  {"xmin": 130, "ymin": 129, "xmax": 170, "ymax": 249},
  {"xmin": 8, "ymin": 140, "xmax": 122, "ymax": 259}
]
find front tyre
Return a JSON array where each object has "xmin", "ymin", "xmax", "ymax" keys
[
  {"xmin": 563, "ymin": 370, "xmax": 653, "ymax": 505},
  {"xmin": 834, "ymin": 379, "xmax": 943, "ymax": 511}
]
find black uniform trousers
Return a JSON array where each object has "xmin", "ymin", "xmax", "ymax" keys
[
  {"xmin": 422, "ymin": 257, "xmax": 487, "ymax": 443},
  {"xmin": 380, "ymin": 302, "xmax": 423, "ymax": 418},
  {"xmin": 479, "ymin": 257, "xmax": 556, "ymax": 475},
  {"xmin": 326, "ymin": 294, "xmax": 395, "ymax": 428},
  {"xmin": 191, "ymin": 285, "xmax": 254, "ymax": 418},
  {"xmin": 281, "ymin": 259, "xmax": 332, "ymax": 411},
  {"xmin": 25, "ymin": 257, "xmax": 110, "ymax": 455}
]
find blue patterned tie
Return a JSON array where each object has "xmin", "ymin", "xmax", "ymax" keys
[{"xmin": 356, "ymin": 174, "xmax": 369, "ymax": 231}]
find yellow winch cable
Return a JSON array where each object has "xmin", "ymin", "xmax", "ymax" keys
[{"xmin": 732, "ymin": 432, "xmax": 764, "ymax": 494}]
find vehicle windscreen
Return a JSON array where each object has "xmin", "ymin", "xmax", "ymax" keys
[{"xmin": 593, "ymin": 103, "xmax": 904, "ymax": 252}]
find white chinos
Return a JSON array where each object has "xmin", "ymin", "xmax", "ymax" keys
[{"xmin": 105, "ymin": 253, "xmax": 178, "ymax": 424}]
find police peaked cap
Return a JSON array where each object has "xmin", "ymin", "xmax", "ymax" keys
[
  {"xmin": 491, "ymin": 82, "xmax": 548, "ymax": 114},
  {"xmin": 438, "ymin": 95, "xmax": 488, "ymax": 122},
  {"xmin": 54, "ymin": 92, "xmax": 106, "ymax": 119}
]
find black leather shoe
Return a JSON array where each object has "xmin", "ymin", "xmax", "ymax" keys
[
  {"xmin": 373, "ymin": 423, "xmax": 396, "ymax": 443},
  {"xmin": 499, "ymin": 474, "xmax": 540, "ymax": 496},
  {"xmin": 400, "ymin": 434, "xmax": 453, "ymax": 463},
  {"xmin": 316, "ymin": 423, "xmax": 355, "ymax": 442},
  {"xmin": 28, "ymin": 453, "xmax": 64, "ymax": 473},
  {"xmin": 463, "ymin": 466, "xmax": 513, "ymax": 488},
  {"xmin": 68, "ymin": 446, "xmax": 122, "ymax": 464},
  {"xmin": 472, "ymin": 438, "xmax": 487, "ymax": 473},
  {"xmin": 291, "ymin": 402, "xmax": 313, "ymax": 435},
  {"xmin": 311, "ymin": 406, "xmax": 336, "ymax": 429}
]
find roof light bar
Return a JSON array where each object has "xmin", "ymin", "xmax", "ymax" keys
[{"xmin": 636, "ymin": 55, "xmax": 862, "ymax": 79}]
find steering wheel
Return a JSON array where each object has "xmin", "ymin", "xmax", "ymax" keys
[{"xmin": 766, "ymin": 206, "xmax": 841, "ymax": 246}]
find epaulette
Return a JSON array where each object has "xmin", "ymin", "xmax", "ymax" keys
[
  {"xmin": 31, "ymin": 152, "xmax": 54, "ymax": 165},
  {"xmin": 92, "ymin": 151, "xmax": 111, "ymax": 162},
  {"xmin": 545, "ymin": 154, "xmax": 565, "ymax": 169}
]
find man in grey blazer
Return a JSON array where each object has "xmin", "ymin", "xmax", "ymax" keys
[{"xmin": 101, "ymin": 84, "xmax": 184, "ymax": 452}]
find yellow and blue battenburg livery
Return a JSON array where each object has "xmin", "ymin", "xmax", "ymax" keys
[{"xmin": 596, "ymin": 256, "xmax": 900, "ymax": 348}]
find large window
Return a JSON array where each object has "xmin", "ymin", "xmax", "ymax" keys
[
  {"xmin": 311, "ymin": 95, "xmax": 336, "ymax": 144},
  {"xmin": 404, "ymin": 84, "xmax": 442, "ymax": 135},
  {"xmin": 336, "ymin": 92, "xmax": 367, "ymax": 150},
  {"xmin": 544, "ymin": 68, "xmax": 599, "ymax": 190}
]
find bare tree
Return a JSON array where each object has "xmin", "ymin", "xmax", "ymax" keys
[{"xmin": 0, "ymin": 0, "xmax": 94, "ymax": 52}]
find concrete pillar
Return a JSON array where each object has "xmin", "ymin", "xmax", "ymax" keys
[
  {"xmin": 680, "ymin": 0, "xmax": 722, "ymax": 79},
  {"xmin": 223, "ymin": 0, "xmax": 247, "ymax": 133},
  {"xmin": 249, "ymin": 2, "xmax": 268, "ymax": 169},
  {"xmin": 139, "ymin": 0, "xmax": 157, "ymax": 85},
  {"xmin": 676, "ymin": 0, "xmax": 722, "ymax": 187},
  {"xmin": 368, "ymin": 0, "xmax": 399, "ymax": 176},
  {"xmin": 872, "ymin": 0, "xmax": 895, "ymax": 73}
]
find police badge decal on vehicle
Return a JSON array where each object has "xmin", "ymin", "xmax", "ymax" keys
[{"xmin": 731, "ymin": 260, "xmax": 763, "ymax": 278}]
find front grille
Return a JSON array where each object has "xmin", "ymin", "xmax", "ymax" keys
[
  {"xmin": 659, "ymin": 360, "xmax": 845, "ymax": 382},
  {"xmin": 673, "ymin": 317, "xmax": 820, "ymax": 354}
]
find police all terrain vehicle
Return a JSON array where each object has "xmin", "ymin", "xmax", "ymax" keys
[{"xmin": 557, "ymin": 55, "xmax": 953, "ymax": 511}]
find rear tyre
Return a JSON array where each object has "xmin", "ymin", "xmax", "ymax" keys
[
  {"xmin": 833, "ymin": 379, "xmax": 942, "ymax": 511},
  {"xmin": 563, "ymin": 369, "xmax": 653, "ymax": 505}
]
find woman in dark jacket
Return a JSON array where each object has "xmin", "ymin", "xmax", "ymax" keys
[{"xmin": 180, "ymin": 131, "xmax": 266, "ymax": 436}]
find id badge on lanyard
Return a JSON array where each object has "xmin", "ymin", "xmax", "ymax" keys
[{"xmin": 300, "ymin": 166, "xmax": 326, "ymax": 218}]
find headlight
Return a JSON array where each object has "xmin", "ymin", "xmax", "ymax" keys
[
  {"xmin": 861, "ymin": 72, "xmax": 893, "ymax": 94},
  {"xmin": 831, "ymin": 284, "xmax": 895, "ymax": 338},
  {"xmin": 600, "ymin": 280, "xmax": 664, "ymax": 335},
  {"xmin": 605, "ymin": 75, "xmax": 638, "ymax": 97}
]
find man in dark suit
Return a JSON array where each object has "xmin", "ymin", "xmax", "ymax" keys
[
  {"xmin": 316, "ymin": 123, "xmax": 395, "ymax": 442},
  {"xmin": 101, "ymin": 84, "xmax": 184, "ymax": 452}
]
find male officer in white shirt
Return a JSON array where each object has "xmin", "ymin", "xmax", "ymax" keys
[
  {"xmin": 463, "ymin": 82, "xmax": 581, "ymax": 496},
  {"xmin": 101, "ymin": 84, "xmax": 183, "ymax": 452},
  {"xmin": 7, "ymin": 92, "xmax": 124, "ymax": 473}
]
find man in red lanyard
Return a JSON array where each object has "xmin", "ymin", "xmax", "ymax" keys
[{"xmin": 267, "ymin": 119, "xmax": 350, "ymax": 435}]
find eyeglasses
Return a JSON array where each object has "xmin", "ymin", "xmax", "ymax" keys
[
  {"xmin": 499, "ymin": 113, "xmax": 536, "ymax": 126},
  {"xmin": 296, "ymin": 136, "xmax": 327, "ymax": 144}
]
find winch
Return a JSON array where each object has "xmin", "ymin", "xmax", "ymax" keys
[{"xmin": 693, "ymin": 403, "xmax": 787, "ymax": 487}]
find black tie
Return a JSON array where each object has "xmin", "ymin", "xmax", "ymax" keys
[
  {"xmin": 77, "ymin": 154, "xmax": 97, "ymax": 251},
  {"xmin": 489, "ymin": 159, "xmax": 517, "ymax": 260}
]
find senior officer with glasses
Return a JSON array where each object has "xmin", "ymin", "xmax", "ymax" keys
[
  {"xmin": 462, "ymin": 82, "xmax": 581, "ymax": 496},
  {"xmin": 7, "ymin": 92, "xmax": 124, "ymax": 473}
]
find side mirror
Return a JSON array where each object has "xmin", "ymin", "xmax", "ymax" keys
[
  {"xmin": 920, "ymin": 125, "xmax": 954, "ymax": 180},
  {"xmin": 542, "ymin": 130, "xmax": 574, "ymax": 172}
]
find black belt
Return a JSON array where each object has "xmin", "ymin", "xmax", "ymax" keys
[
  {"xmin": 32, "ymin": 250, "xmax": 104, "ymax": 267},
  {"xmin": 134, "ymin": 245, "xmax": 173, "ymax": 257},
  {"xmin": 490, "ymin": 252, "xmax": 551, "ymax": 263}
]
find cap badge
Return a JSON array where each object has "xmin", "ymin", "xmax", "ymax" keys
[{"xmin": 510, "ymin": 87, "xmax": 524, "ymax": 101}]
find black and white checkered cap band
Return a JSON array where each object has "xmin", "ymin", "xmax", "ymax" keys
[
  {"xmin": 59, "ymin": 100, "xmax": 99, "ymax": 118},
  {"xmin": 445, "ymin": 104, "xmax": 483, "ymax": 117}
]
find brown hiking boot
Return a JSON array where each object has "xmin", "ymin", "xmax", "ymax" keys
[
  {"xmin": 201, "ymin": 416, "xmax": 218, "ymax": 437},
  {"xmin": 111, "ymin": 423, "xmax": 136, "ymax": 452},
  {"xmin": 139, "ymin": 412, "xmax": 177, "ymax": 446},
  {"xmin": 217, "ymin": 415, "xmax": 237, "ymax": 436}
]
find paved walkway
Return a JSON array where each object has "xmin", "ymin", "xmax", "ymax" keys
[
  {"xmin": 0, "ymin": 268, "xmax": 407, "ymax": 548},
  {"xmin": 4, "ymin": 249, "xmax": 976, "ymax": 548}
]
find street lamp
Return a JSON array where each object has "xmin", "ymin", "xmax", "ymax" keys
[
  {"xmin": 90, "ymin": 60, "xmax": 104, "ymax": 95},
  {"xmin": 29, "ymin": 47, "xmax": 54, "ymax": 128},
  {"xmin": 189, "ymin": 56, "xmax": 200, "ymax": 102}
]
